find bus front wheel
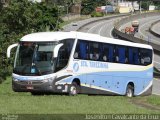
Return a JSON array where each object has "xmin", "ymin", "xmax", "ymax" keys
[
  {"xmin": 126, "ymin": 85, "xmax": 134, "ymax": 97},
  {"xmin": 69, "ymin": 82, "xmax": 79, "ymax": 96}
]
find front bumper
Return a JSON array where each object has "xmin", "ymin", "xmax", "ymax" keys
[{"xmin": 12, "ymin": 80, "xmax": 70, "ymax": 93}]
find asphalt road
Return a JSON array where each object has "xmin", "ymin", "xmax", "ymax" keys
[
  {"xmin": 64, "ymin": 15, "xmax": 160, "ymax": 95},
  {"xmin": 78, "ymin": 17, "xmax": 124, "ymax": 37}
]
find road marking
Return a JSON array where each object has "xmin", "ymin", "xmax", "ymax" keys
[
  {"xmin": 87, "ymin": 21, "xmax": 107, "ymax": 33},
  {"xmin": 99, "ymin": 18, "xmax": 121, "ymax": 37},
  {"xmin": 152, "ymin": 93, "xmax": 160, "ymax": 96},
  {"xmin": 98, "ymin": 24, "xmax": 106, "ymax": 35},
  {"xmin": 98, "ymin": 23, "xmax": 106, "ymax": 35},
  {"xmin": 88, "ymin": 17, "xmax": 122, "ymax": 34},
  {"xmin": 98, "ymin": 19, "xmax": 114, "ymax": 35}
]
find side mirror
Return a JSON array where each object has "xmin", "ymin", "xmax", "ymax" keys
[
  {"xmin": 7, "ymin": 43, "xmax": 18, "ymax": 58},
  {"xmin": 53, "ymin": 43, "xmax": 63, "ymax": 58}
]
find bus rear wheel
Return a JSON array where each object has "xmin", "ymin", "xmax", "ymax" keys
[
  {"xmin": 126, "ymin": 85, "xmax": 134, "ymax": 97},
  {"xmin": 69, "ymin": 82, "xmax": 79, "ymax": 96}
]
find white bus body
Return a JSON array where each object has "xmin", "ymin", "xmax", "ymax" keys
[{"xmin": 7, "ymin": 31, "xmax": 153, "ymax": 96}]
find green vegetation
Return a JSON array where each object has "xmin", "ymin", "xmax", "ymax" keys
[
  {"xmin": 81, "ymin": 0, "xmax": 107, "ymax": 15},
  {"xmin": 0, "ymin": 0, "xmax": 112, "ymax": 83},
  {"xmin": 147, "ymin": 95, "xmax": 160, "ymax": 106},
  {"xmin": 91, "ymin": 11, "xmax": 104, "ymax": 17},
  {"xmin": 140, "ymin": 1, "xmax": 160, "ymax": 10},
  {"xmin": 0, "ymin": 77, "xmax": 159, "ymax": 114},
  {"xmin": 0, "ymin": 0, "xmax": 63, "ymax": 82}
]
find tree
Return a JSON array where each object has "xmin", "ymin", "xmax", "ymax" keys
[
  {"xmin": 0, "ymin": 1, "xmax": 4, "ymax": 12},
  {"xmin": 0, "ymin": 0, "xmax": 63, "ymax": 82},
  {"xmin": 81, "ymin": 0, "xmax": 106, "ymax": 15}
]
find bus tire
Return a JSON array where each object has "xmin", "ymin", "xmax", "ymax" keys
[
  {"xmin": 126, "ymin": 85, "xmax": 134, "ymax": 97},
  {"xmin": 69, "ymin": 82, "xmax": 79, "ymax": 96}
]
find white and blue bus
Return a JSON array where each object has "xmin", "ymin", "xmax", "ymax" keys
[{"xmin": 7, "ymin": 31, "xmax": 153, "ymax": 97}]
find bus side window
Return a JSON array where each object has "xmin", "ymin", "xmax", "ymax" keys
[
  {"xmin": 128, "ymin": 47, "xmax": 140, "ymax": 65},
  {"xmin": 66, "ymin": 40, "xmax": 74, "ymax": 56},
  {"xmin": 125, "ymin": 48, "xmax": 129, "ymax": 63},
  {"xmin": 74, "ymin": 40, "xmax": 89, "ymax": 60},
  {"xmin": 102, "ymin": 48, "xmax": 108, "ymax": 62},
  {"xmin": 102, "ymin": 44, "xmax": 109, "ymax": 62},
  {"xmin": 74, "ymin": 41, "xmax": 80, "ymax": 59},
  {"xmin": 101, "ymin": 44, "xmax": 114, "ymax": 62},
  {"xmin": 140, "ymin": 49, "xmax": 152, "ymax": 65},
  {"xmin": 80, "ymin": 41, "xmax": 89, "ymax": 60},
  {"xmin": 56, "ymin": 39, "xmax": 74, "ymax": 71},
  {"xmin": 133, "ymin": 48, "xmax": 139, "ymax": 65},
  {"xmin": 128, "ymin": 47, "xmax": 133, "ymax": 64},
  {"xmin": 114, "ymin": 45, "xmax": 128, "ymax": 64},
  {"xmin": 89, "ymin": 42, "xmax": 100, "ymax": 61},
  {"xmin": 114, "ymin": 46, "xmax": 118, "ymax": 62},
  {"xmin": 117, "ymin": 46, "xmax": 126, "ymax": 63}
]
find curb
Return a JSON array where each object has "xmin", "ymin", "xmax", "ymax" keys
[{"xmin": 149, "ymin": 20, "xmax": 160, "ymax": 38}]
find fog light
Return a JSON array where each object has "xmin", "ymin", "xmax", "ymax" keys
[{"xmin": 57, "ymin": 86, "xmax": 62, "ymax": 90}]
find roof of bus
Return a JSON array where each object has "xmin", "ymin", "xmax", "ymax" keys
[{"xmin": 21, "ymin": 31, "xmax": 153, "ymax": 49}]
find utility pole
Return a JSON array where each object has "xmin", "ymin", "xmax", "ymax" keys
[{"xmin": 139, "ymin": 1, "xmax": 142, "ymax": 13}]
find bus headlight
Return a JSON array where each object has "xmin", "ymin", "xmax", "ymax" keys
[
  {"xmin": 43, "ymin": 78, "xmax": 53, "ymax": 83},
  {"xmin": 13, "ymin": 78, "xmax": 18, "ymax": 82}
]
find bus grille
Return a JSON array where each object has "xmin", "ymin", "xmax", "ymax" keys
[{"xmin": 17, "ymin": 80, "xmax": 44, "ymax": 85}]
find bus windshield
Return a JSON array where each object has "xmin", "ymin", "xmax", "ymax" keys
[{"xmin": 14, "ymin": 39, "xmax": 75, "ymax": 76}]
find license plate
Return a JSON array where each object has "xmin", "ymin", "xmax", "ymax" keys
[{"xmin": 26, "ymin": 86, "xmax": 33, "ymax": 90}]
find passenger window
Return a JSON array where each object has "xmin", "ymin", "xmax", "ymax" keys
[
  {"xmin": 102, "ymin": 45, "xmax": 109, "ymax": 62},
  {"xmin": 74, "ymin": 40, "xmax": 152, "ymax": 66},
  {"xmin": 74, "ymin": 40, "xmax": 89, "ymax": 60},
  {"xmin": 56, "ymin": 39, "xmax": 74, "ymax": 71},
  {"xmin": 102, "ymin": 44, "xmax": 114, "ymax": 62},
  {"xmin": 128, "ymin": 47, "xmax": 140, "ymax": 65},
  {"xmin": 140, "ymin": 49, "xmax": 152, "ymax": 65},
  {"xmin": 89, "ymin": 42, "xmax": 100, "ymax": 61},
  {"xmin": 115, "ymin": 46, "xmax": 127, "ymax": 64}
]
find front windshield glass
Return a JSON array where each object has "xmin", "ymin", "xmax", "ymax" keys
[
  {"xmin": 14, "ymin": 39, "xmax": 75, "ymax": 76},
  {"xmin": 14, "ymin": 42, "xmax": 57, "ymax": 75}
]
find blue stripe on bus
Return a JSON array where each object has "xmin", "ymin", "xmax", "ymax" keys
[{"xmin": 58, "ymin": 67, "xmax": 153, "ymax": 95}]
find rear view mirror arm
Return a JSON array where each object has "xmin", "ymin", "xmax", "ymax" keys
[{"xmin": 7, "ymin": 43, "xmax": 18, "ymax": 58}]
